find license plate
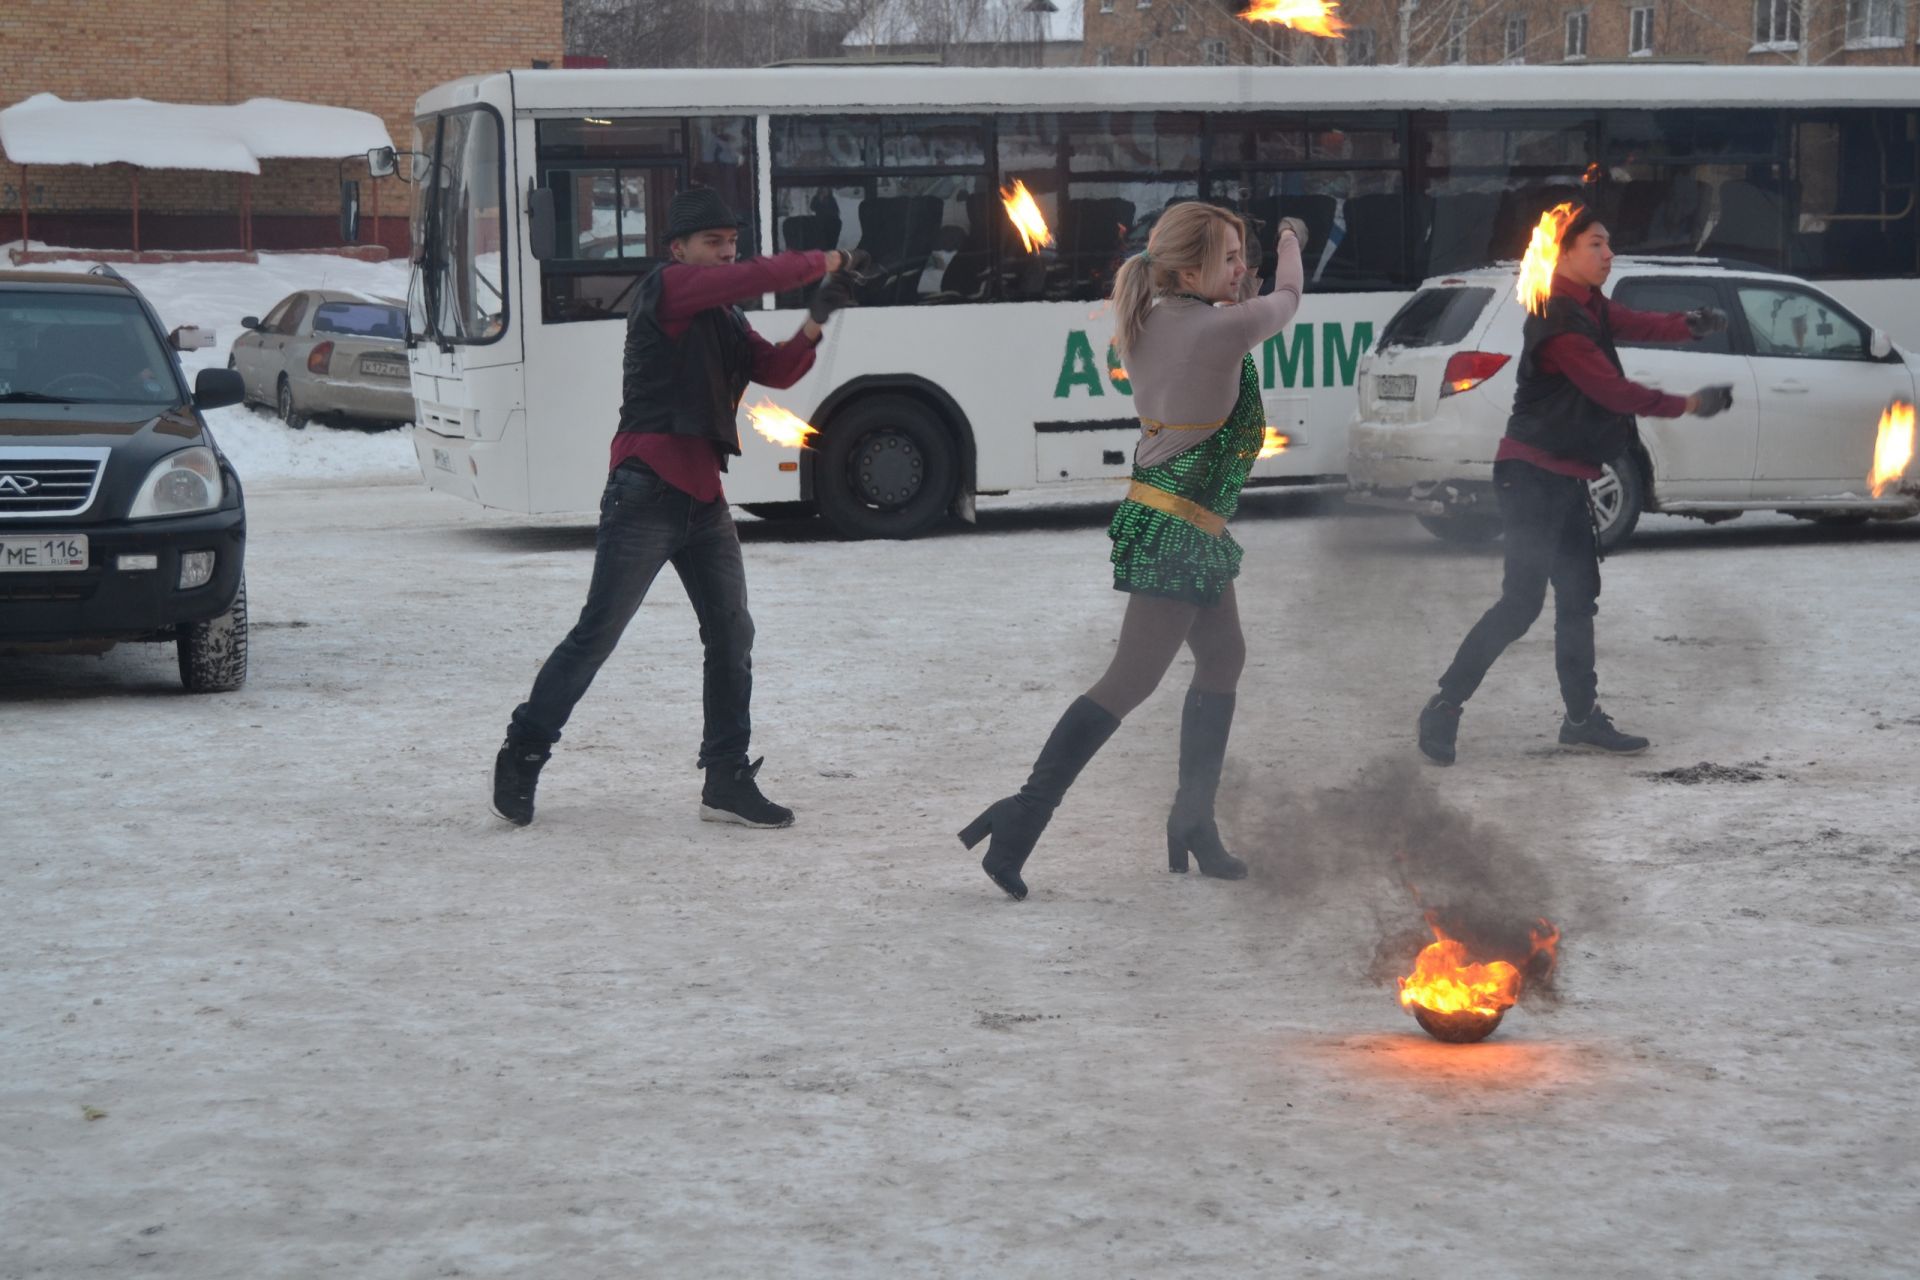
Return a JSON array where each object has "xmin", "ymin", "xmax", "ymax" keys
[
  {"xmin": 0, "ymin": 533, "xmax": 88, "ymax": 572},
  {"xmin": 1374, "ymin": 373, "xmax": 1417, "ymax": 401},
  {"xmin": 363, "ymin": 359, "xmax": 407, "ymax": 379}
]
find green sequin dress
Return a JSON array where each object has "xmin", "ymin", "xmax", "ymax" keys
[{"xmin": 1109, "ymin": 353, "xmax": 1265, "ymax": 606}]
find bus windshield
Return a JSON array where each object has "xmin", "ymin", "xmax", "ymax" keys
[{"xmin": 411, "ymin": 108, "xmax": 507, "ymax": 346}]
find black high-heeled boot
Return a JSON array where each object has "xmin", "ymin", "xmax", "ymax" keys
[
  {"xmin": 1166, "ymin": 689, "xmax": 1248, "ymax": 881},
  {"xmin": 959, "ymin": 696, "xmax": 1120, "ymax": 900}
]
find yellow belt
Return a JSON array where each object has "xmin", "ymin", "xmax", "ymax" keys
[{"xmin": 1125, "ymin": 481, "xmax": 1227, "ymax": 538}]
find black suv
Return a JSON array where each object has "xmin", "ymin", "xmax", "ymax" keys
[{"xmin": 1, "ymin": 268, "xmax": 251, "ymax": 690}]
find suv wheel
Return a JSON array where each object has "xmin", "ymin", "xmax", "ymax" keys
[
  {"xmin": 277, "ymin": 377, "xmax": 309, "ymax": 430},
  {"xmin": 1591, "ymin": 456, "xmax": 1646, "ymax": 552},
  {"xmin": 178, "ymin": 576, "xmax": 249, "ymax": 692}
]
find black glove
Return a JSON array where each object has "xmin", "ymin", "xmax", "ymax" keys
[
  {"xmin": 835, "ymin": 248, "xmax": 873, "ymax": 282},
  {"xmin": 808, "ymin": 272, "xmax": 856, "ymax": 325},
  {"xmin": 1691, "ymin": 384, "xmax": 1734, "ymax": 418},
  {"xmin": 1685, "ymin": 306, "xmax": 1728, "ymax": 338}
]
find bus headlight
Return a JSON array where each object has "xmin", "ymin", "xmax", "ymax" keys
[{"xmin": 128, "ymin": 447, "xmax": 223, "ymax": 519}]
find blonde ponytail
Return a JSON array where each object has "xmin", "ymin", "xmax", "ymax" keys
[{"xmin": 1107, "ymin": 202, "xmax": 1250, "ymax": 362}]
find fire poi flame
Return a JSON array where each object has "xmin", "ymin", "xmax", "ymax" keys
[
  {"xmin": 1258, "ymin": 429, "xmax": 1291, "ymax": 459},
  {"xmin": 745, "ymin": 398, "xmax": 818, "ymax": 449},
  {"xmin": 1398, "ymin": 919, "xmax": 1560, "ymax": 1043},
  {"xmin": 1869, "ymin": 400, "xmax": 1914, "ymax": 498},
  {"xmin": 1239, "ymin": 0, "xmax": 1349, "ymax": 37},
  {"xmin": 1516, "ymin": 202, "xmax": 1582, "ymax": 318},
  {"xmin": 1000, "ymin": 179, "xmax": 1054, "ymax": 254}
]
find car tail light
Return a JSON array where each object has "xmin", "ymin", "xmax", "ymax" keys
[
  {"xmin": 308, "ymin": 341, "xmax": 335, "ymax": 375},
  {"xmin": 1440, "ymin": 350, "xmax": 1511, "ymax": 397}
]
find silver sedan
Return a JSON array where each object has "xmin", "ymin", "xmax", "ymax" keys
[{"xmin": 228, "ymin": 290, "xmax": 413, "ymax": 429}]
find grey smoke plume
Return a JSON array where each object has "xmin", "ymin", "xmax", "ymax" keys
[{"xmin": 1224, "ymin": 756, "xmax": 1566, "ymax": 1005}]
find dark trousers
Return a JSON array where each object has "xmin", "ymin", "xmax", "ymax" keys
[
  {"xmin": 1438, "ymin": 459, "xmax": 1601, "ymax": 718},
  {"xmin": 510, "ymin": 463, "xmax": 754, "ymax": 769}
]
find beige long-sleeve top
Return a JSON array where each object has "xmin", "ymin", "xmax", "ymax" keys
[{"xmin": 1127, "ymin": 234, "xmax": 1304, "ymax": 469}]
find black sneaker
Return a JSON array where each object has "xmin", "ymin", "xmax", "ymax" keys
[
  {"xmin": 701, "ymin": 757, "xmax": 795, "ymax": 829},
  {"xmin": 1418, "ymin": 695, "xmax": 1462, "ymax": 766},
  {"xmin": 491, "ymin": 737, "xmax": 551, "ymax": 826},
  {"xmin": 1559, "ymin": 704, "xmax": 1650, "ymax": 755}
]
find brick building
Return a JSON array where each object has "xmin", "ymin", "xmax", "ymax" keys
[
  {"xmin": 0, "ymin": 0, "xmax": 562, "ymax": 256},
  {"xmin": 1080, "ymin": 0, "xmax": 1918, "ymax": 65}
]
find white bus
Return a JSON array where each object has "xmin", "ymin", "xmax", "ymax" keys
[{"xmin": 390, "ymin": 65, "xmax": 1918, "ymax": 537}]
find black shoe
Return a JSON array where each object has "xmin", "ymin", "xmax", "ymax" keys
[
  {"xmin": 491, "ymin": 736, "xmax": 551, "ymax": 826},
  {"xmin": 701, "ymin": 757, "xmax": 794, "ymax": 828},
  {"xmin": 1418, "ymin": 695, "xmax": 1462, "ymax": 766},
  {"xmin": 1559, "ymin": 703, "xmax": 1649, "ymax": 754},
  {"xmin": 959, "ymin": 696, "xmax": 1121, "ymax": 901},
  {"xmin": 1166, "ymin": 689, "xmax": 1248, "ymax": 880}
]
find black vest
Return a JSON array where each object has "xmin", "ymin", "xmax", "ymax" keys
[
  {"xmin": 1504, "ymin": 292, "xmax": 1637, "ymax": 466},
  {"xmin": 615, "ymin": 267, "xmax": 756, "ymax": 462}
]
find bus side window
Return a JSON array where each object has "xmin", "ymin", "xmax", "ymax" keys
[{"xmin": 1787, "ymin": 110, "xmax": 1918, "ymax": 279}]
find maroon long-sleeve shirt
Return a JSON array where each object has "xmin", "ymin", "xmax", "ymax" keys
[
  {"xmin": 1497, "ymin": 274, "xmax": 1694, "ymax": 479},
  {"xmin": 609, "ymin": 250, "xmax": 830, "ymax": 502}
]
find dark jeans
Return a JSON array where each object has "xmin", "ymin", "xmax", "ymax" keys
[
  {"xmin": 510, "ymin": 463, "xmax": 754, "ymax": 769},
  {"xmin": 1438, "ymin": 459, "xmax": 1601, "ymax": 718}
]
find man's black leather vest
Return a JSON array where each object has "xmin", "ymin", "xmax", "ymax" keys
[
  {"xmin": 1504, "ymin": 291, "xmax": 1636, "ymax": 466},
  {"xmin": 616, "ymin": 267, "xmax": 755, "ymax": 461}
]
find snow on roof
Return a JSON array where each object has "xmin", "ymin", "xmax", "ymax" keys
[
  {"xmin": 844, "ymin": 0, "xmax": 1084, "ymax": 51},
  {"xmin": 0, "ymin": 94, "xmax": 395, "ymax": 174}
]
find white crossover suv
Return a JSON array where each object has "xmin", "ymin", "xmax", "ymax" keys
[{"xmin": 1347, "ymin": 258, "xmax": 1920, "ymax": 550}]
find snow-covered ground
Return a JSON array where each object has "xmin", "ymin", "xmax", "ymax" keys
[
  {"xmin": 3, "ymin": 468, "xmax": 1916, "ymax": 1276},
  {"xmin": 2, "ymin": 245, "xmax": 418, "ymax": 487}
]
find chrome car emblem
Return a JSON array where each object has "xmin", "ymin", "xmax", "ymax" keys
[{"xmin": 0, "ymin": 473, "xmax": 42, "ymax": 495}]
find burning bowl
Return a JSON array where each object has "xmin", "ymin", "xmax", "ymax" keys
[{"xmin": 1411, "ymin": 1004, "xmax": 1505, "ymax": 1044}]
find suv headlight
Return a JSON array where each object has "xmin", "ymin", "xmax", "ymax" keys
[{"xmin": 128, "ymin": 447, "xmax": 224, "ymax": 520}]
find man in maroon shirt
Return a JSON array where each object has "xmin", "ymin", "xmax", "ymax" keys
[
  {"xmin": 1418, "ymin": 206, "xmax": 1733, "ymax": 765},
  {"xmin": 492, "ymin": 188, "xmax": 861, "ymax": 828}
]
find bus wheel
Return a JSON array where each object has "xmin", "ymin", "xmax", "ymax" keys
[{"xmin": 815, "ymin": 395, "xmax": 957, "ymax": 540}]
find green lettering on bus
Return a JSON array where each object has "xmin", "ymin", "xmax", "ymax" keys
[
  {"xmin": 1264, "ymin": 326, "xmax": 1313, "ymax": 389},
  {"xmin": 1055, "ymin": 329, "xmax": 1104, "ymax": 398},
  {"xmin": 1323, "ymin": 321, "xmax": 1375, "ymax": 388},
  {"xmin": 1106, "ymin": 341, "xmax": 1132, "ymax": 396}
]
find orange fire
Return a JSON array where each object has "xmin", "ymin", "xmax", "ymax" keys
[
  {"xmin": 1399, "ymin": 920, "xmax": 1559, "ymax": 1024},
  {"xmin": 744, "ymin": 398, "xmax": 818, "ymax": 449},
  {"xmin": 1258, "ymin": 429, "xmax": 1291, "ymax": 459},
  {"xmin": 1239, "ymin": 0, "xmax": 1348, "ymax": 36},
  {"xmin": 1516, "ymin": 201, "xmax": 1582, "ymax": 317},
  {"xmin": 1581, "ymin": 162, "xmax": 1601, "ymax": 185},
  {"xmin": 1869, "ymin": 400, "xmax": 1914, "ymax": 497},
  {"xmin": 1000, "ymin": 179, "xmax": 1054, "ymax": 253}
]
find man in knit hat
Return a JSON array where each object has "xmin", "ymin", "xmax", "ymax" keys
[{"xmin": 492, "ymin": 187, "xmax": 864, "ymax": 829}]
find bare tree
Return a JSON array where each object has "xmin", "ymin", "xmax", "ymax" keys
[{"xmin": 568, "ymin": 0, "xmax": 884, "ymax": 68}]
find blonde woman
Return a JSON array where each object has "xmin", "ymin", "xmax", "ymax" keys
[{"xmin": 961, "ymin": 202, "xmax": 1307, "ymax": 900}]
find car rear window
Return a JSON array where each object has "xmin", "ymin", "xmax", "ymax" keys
[
  {"xmin": 1379, "ymin": 286, "xmax": 1494, "ymax": 349},
  {"xmin": 313, "ymin": 302, "xmax": 406, "ymax": 339},
  {"xmin": 0, "ymin": 290, "xmax": 178, "ymax": 406}
]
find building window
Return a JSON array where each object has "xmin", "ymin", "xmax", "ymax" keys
[
  {"xmin": 1100, "ymin": 0, "xmax": 1114, "ymax": 11},
  {"xmin": 1095, "ymin": 46, "xmax": 1114, "ymax": 65},
  {"xmin": 1445, "ymin": 15, "xmax": 1468, "ymax": 62},
  {"xmin": 1346, "ymin": 26, "xmax": 1378, "ymax": 64},
  {"xmin": 1202, "ymin": 37, "xmax": 1228, "ymax": 63},
  {"xmin": 1172, "ymin": 3, "xmax": 1189, "ymax": 31},
  {"xmin": 1137, "ymin": 0, "xmax": 1150, "ymax": 8},
  {"xmin": 1753, "ymin": 0, "xmax": 1801, "ymax": 45},
  {"xmin": 1629, "ymin": 5, "xmax": 1654, "ymax": 54},
  {"xmin": 1133, "ymin": 45, "xmax": 1150, "ymax": 64},
  {"xmin": 1845, "ymin": 0, "xmax": 1904, "ymax": 42},
  {"xmin": 1504, "ymin": 14, "xmax": 1528, "ymax": 60},
  {"xmin": 1564, "ymin": 9, "xmax": 1589, "ymax": 58}
]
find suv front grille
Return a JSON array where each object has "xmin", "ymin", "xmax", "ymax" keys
[{"xmin": 0, "ymin": 448, "xmax": 111, "ymax": 518}]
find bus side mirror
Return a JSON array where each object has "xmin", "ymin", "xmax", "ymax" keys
[
  {"xmin": 1870, "ymin": 329, "xmax": 1892, "ymax": 359},
  {"xmin": 527, "ymin": 184, "xmax": 556, "ymax": 261},
  {"xmin": 340, "ymin": 180, "xmax": 361, "ymax": 243},
  {"xmin": 367, "ymin": 146, "xmax": 397, "ymax": 179}
]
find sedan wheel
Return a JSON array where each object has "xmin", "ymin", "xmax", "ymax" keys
[{"xmin": 277, "ymin": 377, "xmax": 309, "ymax": 431}]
